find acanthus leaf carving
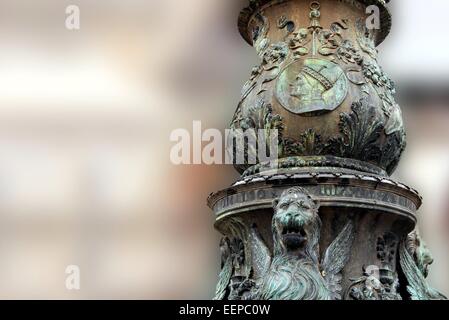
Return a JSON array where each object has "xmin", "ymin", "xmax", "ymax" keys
[
  {"xmin": 229, "ymin": 98, "xmax": 284, "ymax": 173},
  {"xmin": 282, "ymin": 128, "xmax": 325, "ymax": 157},
  {"xmin": 325, "ymin": 98, "xmax": 383, "ymax": 163}
]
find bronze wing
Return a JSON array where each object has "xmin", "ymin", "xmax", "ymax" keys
[{"xmin": 320, "ymin": 220, "xmax": 355, "ymax": 300}]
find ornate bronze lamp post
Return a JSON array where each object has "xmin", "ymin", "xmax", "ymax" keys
[{"xmin": 208, "ymin": 0, "xmax": 446, "ymax": 300}]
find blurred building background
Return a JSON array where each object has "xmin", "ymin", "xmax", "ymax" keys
[{"xmin": 0, "ymin": 0, "xmax": 447, "ymax": 299}]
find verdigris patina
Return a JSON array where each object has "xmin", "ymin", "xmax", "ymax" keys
[
  {"xmin": 254, "ymin": 187, "xmax": 354, "ymax": 300},
  {"xmin": 209, "ymin": 0, "xmax": 446, "ymax": 301},
  {"xmin": 229, "ymin": 0, "xmax": 405, "ymax": 176},
  {"xmin": 214, "ymin": 187, "xmax": 354, "ymax": 300},
  {"xmin": 399, "ymin": 232, "xmax": 447, "ymax": 300}
]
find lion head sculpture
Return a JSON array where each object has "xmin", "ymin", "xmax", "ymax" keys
[
  {"xmin": 254, "ymin": 187, "xmax": 355, "ymax": 300},
  {"xmin": 256, "ymin": 187, "xmax": 329, "ymax": 300},
  {"xmin": 272, "ymin": 187, "xmax": 321, "ymax": 263}
]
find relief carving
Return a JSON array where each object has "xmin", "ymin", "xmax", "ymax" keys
[
  {"xmin": 277, "ymin": 15, "xmax": 295, "ymax": 40},
  {"xmin": 282, "ymin": 128, "xmax": 325, "ymax": 157},
  {"xmin": 325, "ymin": 98, "xmax": 384, "ymax": 163},
  {"xmin": 399, "ymin": 231, "xmax": 447, "ymax": 300},
  {"xmin": 232, "ymin": 1, "xmax": 406, "ymax": 175},
  {"xmin": 275, "ymin": 58, "xmax": 349, "ymax": 115},
  {"xmin": 213, "ymin": 0, "xmax": 445, "ymax": 303},
  {"xmin": 347, "ymin": 232, "xmax": 402, "ymax": 300},
  {"xmin": 214, "ymin": 188, "xmax": 355, "ymax": 300},
  {"xmin": 231, "ymin": 188, "xmax": 354, "ymax": 300},
  {"xmin": 354, "ymin": 18, "xmax": 405, "ymax": 138},
  {"xmin": 253, "ymin": 12, "xmax": 270, "ymax": 56},
  {"xmin": 348, "ymin": 267, "xmax": 402, "ymax": 300},
  {"xmin": 274, "ymin": 3, "xmax": 350, "ymax": 115},
  {"xmin": 229, "ymin": 98, "xmax": 284, "ymax": 173},
  {"xmin": 213, "ymin": 218, "xmax": 254, "ymax": 300},
  {"xmin": 253, "ymin": 188, "xmax": 354, "ymax": 300},
  {"xmin": 289, "ymin": 28, "xmax": 310, "ymax": 57}
]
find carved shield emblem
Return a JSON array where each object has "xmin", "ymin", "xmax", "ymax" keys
[{"xmin": 275, "ymin": 58, "xmax": 348, "ymax": 115}]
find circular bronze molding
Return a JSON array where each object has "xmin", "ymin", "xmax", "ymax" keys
[
  {"xmin": 208, "ymin": 172, "xmax": 421, "ymax": 227},
  {"xmin": 242, "ymin": 156, "xmax": 389, "ymax": 177},
  {"xmin": 238, "ymin": 0, "xmax": 392, "ymax": 46}
]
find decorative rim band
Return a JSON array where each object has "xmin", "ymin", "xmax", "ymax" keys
[
  {"xmin": 208, "ymin": 172, "xmax": 421, "ymax": 228},
  {"xmin": 238, "ymin": 0, "xmax": 392, "ymax": 46},
  {"xmin": 241, "ymin": 156, "xmax": 388, "ymax": 177}
]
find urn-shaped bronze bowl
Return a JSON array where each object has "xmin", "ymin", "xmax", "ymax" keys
[{"xmin": 230, "ymin": 0, "xmax": 405, "ymax": 177}]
